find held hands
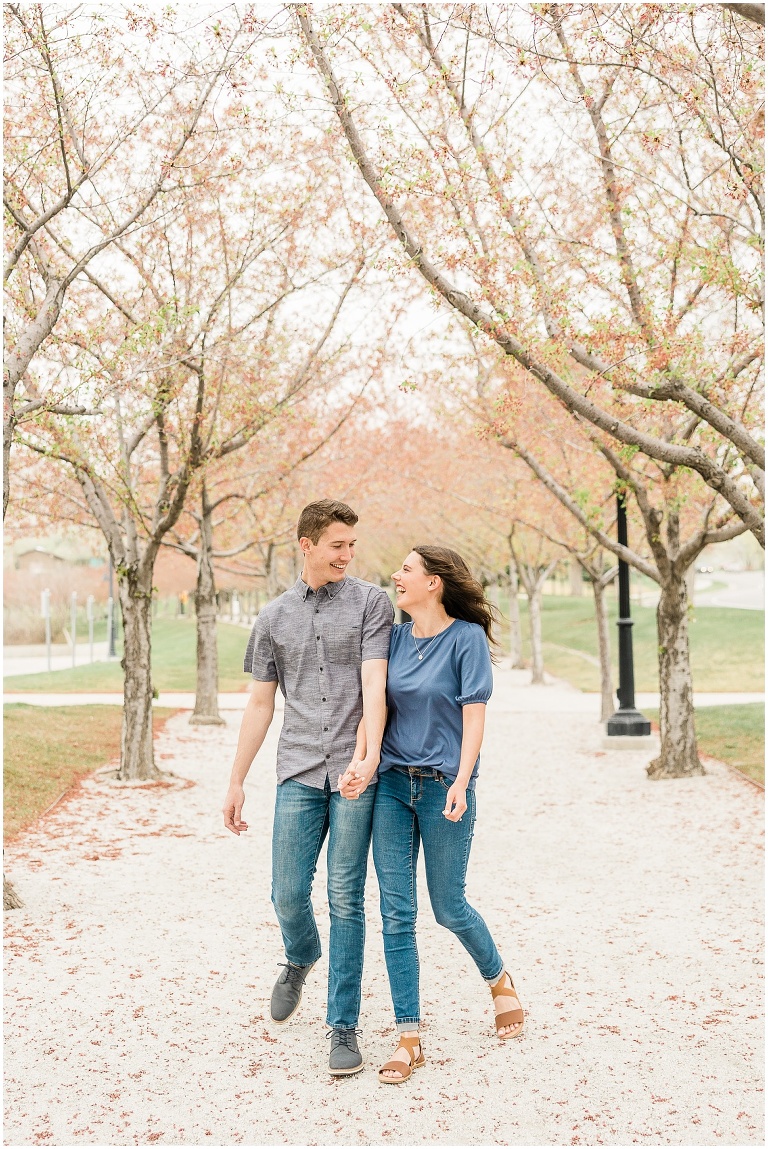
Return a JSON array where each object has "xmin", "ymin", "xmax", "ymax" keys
[
  {"xmin": 338, "ymin": 756, "xmax": 378, "ymax": 800},
  {"xmin": 443, "ymin": 781, "xmax": 467, "ymax": 822},
  {"xmin": 223, "ymin": 785, "xmax": 248, "ymax": 835}
]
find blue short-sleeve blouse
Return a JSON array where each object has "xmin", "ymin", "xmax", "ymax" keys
[{"xmin": 379, "ymin": 619, "xmax": 493, "ymax": 789}]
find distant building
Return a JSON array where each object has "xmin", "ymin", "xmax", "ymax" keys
[
  {"xmin": 9, "ymin": 537, "xmax": 100, "ymax": 573},
  {"xmin": 15, "ymin": 547, "xmax": 68, "ymax": 575}
]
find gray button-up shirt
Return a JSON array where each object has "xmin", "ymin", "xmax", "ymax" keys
[{"xmin": 244, "ymin": 575, "xmax": 394, "ymax": 790}]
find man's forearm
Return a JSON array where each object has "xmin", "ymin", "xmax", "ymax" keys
[{"xmin": 228, "ymin": 697, "xmax": 275, "ymax": 786}]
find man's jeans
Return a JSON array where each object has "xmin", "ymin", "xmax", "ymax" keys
[
  {"xmin": 372, "ymin": 765, "xmax": 504, "ymax": 1028},
  {"xmin": 272, "ymin": 777, "xmax": 375, "ymax": 1030}
]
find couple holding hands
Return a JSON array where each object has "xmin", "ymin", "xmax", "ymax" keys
[{"xmin": 222, "ymin": 499, "xmax": 524, "ymax": 1081}]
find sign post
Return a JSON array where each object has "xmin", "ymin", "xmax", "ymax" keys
[
  {"xmin": 107, "ymin": 553, "xmax": 116, "ymax": 658},
  {"xmin": 70, "ymin": 591, "xmax": 77, "ymax": 669},
  {"xmin": 41, "ymin": 589, "xmax": 51, "ymax": 672},
  {"xmin": 87, "ymin": 595, "xmax": 95, "ymax": 663}
]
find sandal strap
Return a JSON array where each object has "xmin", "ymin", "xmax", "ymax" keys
[
  {"xmin": 490, "ymin": 973, "xmax": 519, "ymax": 1002},
  {"xmin": 379, "ymin": 1035, "xmax": 422, "ymax": 1077},
  {"xmin": 379, "ymin": 1059, "xmax": 412, "ymax": 1075},
  {"xmin": 396, "ymin": 1035, "xmax": 421, "ymax": 1060},
  {"xmin": 496, "ymin": 1006, "xmax": 524, "ymax": 1028}
]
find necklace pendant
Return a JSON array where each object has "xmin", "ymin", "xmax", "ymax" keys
[{"xmin": 418, "ymin": 653, "xmax": 423, "ymax": 660}]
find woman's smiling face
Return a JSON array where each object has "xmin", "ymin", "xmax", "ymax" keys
[{"xmin": 392, "ymin": 551, "xmax": 438, "ymax": 612}]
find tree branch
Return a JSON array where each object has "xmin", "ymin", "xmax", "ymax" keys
[{"xmin": 297, "ymin": 9, "xmax": 765, "ymax": 546}]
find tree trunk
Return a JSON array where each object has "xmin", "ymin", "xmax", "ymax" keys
[
  {"xmin": 570, "ymin": 557, "xmax": 583, "ymax": 596},
  {"xmin": 4, "ymin": 278, "xmax": 67, "ymax": 519},
  {"xmin": 647, "ymin": 571, "xmax": 704, "ymax": 780},
  {"xmin": 487, "ymin": 577, "xmax": 500, "ymax": 647},
  {"xmin": 4, "ymin": 875, "xmax": 23, "ymax": 911},
  {"xmin": 117, "ymin": 577, "xmax": 157, "ymax": 781},
  {"xmin": 593, "ymin": 578, "xmax": 614, "ymax": 722},
  {"xmin": 191, "ymin": 489, "xmax": 224, "ymax": 725},
  {"xmin": 266, "ymin": 543, "xmax": 280, "ymax": 600},
  {"xmin": 508, "ymin": 567, "xmax": 524, "ymax": 668},
  {"xmin": 528, "ymin": 586, "xmax": 545, "ymax": 685}
]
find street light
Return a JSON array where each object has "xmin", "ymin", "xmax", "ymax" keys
[{"xmin": 606, "ymin": 494, "xmax": 651, "ymax": 738}]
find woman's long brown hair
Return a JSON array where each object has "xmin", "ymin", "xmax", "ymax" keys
[{"xmin": 413, "ymin": 545, "xmax": 502, "ymax": 662}]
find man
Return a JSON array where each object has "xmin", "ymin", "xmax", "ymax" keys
[{"xmin": 222, "ymin": 499, "xmax": 392, "ymax": 1076}]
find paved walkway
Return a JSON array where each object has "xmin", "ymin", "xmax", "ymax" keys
[
  {"xmin": 694, "ymin": 570, "xmax": 764, "ymax": 611},
  {"xmin": 633, "ymin": 569, "xmax": 765, "ymax": 610},
  {"xmin": 3, "ymin": 672, "xmax": 764, "ymax": 712},
  {"xmin": 3, "ymin": 641, "xmax": 114, "ymax": 678},
  {"xmin": 4, "ymin": 671, "xmax": 764, "ymax": 1145}
]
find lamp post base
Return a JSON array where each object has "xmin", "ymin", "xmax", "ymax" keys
[{"xmin": 605, "ymin": 707, "xmax": 652, "ymax": 737}]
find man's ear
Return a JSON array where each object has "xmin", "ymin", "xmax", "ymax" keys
[{"xmin": 299, "ymin": 536, "xmax": 312, "ymax": 556}]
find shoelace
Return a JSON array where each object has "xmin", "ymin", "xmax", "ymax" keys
[
  {"xmin": 277, "ymin": 962, "xmax": 308, "ymax": 989},
  {"xmin": 325, "ymin": 1027, "xmax": 362, "ymax": 1048}
]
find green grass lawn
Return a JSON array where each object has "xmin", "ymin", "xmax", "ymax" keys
[
  {"xmin": 646, "ymin": 703, "xmax": 764, "ymax": 786},
  {"xmin": 4, "ymin": 598, "xmax": 764, "ymax": 696},
  {"xmin": 4, "ymin": 618, "xmax": 251, "ymax": 693},
  {"xmin": 498, "ymin": 595, "xmax": 764, "ymax": 693},
  {"xmin": 4, "ymin": 704, "xmax": 174, "ymax": 841}
]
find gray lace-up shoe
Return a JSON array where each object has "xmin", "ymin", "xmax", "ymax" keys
[
  {"xmin": 270, "ymin": 962, "xmax": 313, "ymax": 1024},
  {"xmin": 327, "ymin": 1027, "xmax": 364, "ymax": 1076}
]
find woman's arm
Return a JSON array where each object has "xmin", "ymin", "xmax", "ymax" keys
[
  {"xmin": 338, "ymin": 659, "xmax": 388, "ymax": 799},
  {"xmin": 353, "ymin": 716, "xmax": 367, "ymax": 760},
  {"xmin": 443, "ymin": 702, "xmax": 486, "ymax": 822}
]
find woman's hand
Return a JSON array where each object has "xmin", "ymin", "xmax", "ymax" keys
[
  {"xmin": 338, "ymin": 756, "xmax": 378, "ymax": 800},
  {"xmin": 442, "ymin": 781, "xmax": 467, "ymax": 822}
]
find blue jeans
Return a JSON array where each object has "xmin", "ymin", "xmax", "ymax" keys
[
  {"xmin": 372, "ymin": 765, "xmax": 504, "ymax": 1028},
  {"xmin": 271, "ymin": 777, "xmax": 375, "ymax": 1030}
]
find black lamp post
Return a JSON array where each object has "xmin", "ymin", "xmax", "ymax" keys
[{"xmin": 606, "ymin": 494, "xmax": 651, "ymax": 737}]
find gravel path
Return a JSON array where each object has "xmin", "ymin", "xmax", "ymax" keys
[{"xmin": 4, "ymin": 671, "xmax": 764, "ymax": 1146}]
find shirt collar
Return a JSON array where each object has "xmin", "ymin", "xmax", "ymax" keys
[{"xmin": 294, "ymin": 575, "xmax": 347, "ymax": 601}]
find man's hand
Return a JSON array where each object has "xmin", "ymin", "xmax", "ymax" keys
[
  {"xmin": 223, "ymin": 785, "xmax": 248, "ymax": 835},
  {"xmin": 442, "ymin": 781, "xmax": 467, "ymax": 822},
  {"xmin": 338, "ymin": 755, "xmax": 378, "ymax": 800}
]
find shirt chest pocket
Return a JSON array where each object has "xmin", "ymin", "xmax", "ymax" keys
[{"xmin": 325, "ymin": 624, "xmax": 362, "ymax": 665}]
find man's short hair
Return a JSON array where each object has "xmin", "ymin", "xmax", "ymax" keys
[{"xmin": 297, "ymin": 499, "xmax": 358, "ymax": 545}]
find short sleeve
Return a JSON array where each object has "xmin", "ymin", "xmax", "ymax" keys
[
  {"xmin": 243, "ymin": 614, "xmax": 278, "ymax": 681},
  {"xmin": 361, "ymin": 588, "xmax": 395, "ymax": 661},
  {"xmin": 455, "ymin": 624, "xmax": 493, "ymax": 705}
]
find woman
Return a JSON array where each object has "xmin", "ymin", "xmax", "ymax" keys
[{"xmin": 341, "ymin": 545, "xmax": 524, "ymax": 1084}]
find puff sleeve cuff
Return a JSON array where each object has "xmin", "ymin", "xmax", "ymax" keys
[{"xmin": 455, "ymin": 623, "xmax": 493, "ymax": 705}]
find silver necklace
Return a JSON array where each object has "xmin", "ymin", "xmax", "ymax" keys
[{"xmin": 411, "ymin": 620, "xmax": 450, "ymax": 661}]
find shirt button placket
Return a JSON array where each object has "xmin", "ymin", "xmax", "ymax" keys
[{"xmin": 316, "ymin": 596, "xmax": 329, "ymax": 768}]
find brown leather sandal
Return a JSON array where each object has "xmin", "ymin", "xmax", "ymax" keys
[
  {"xmin": 491, "ymin": 973, "xmax": 525, "ymax": 1040},
  {"xmin": 377, "ymin": 1034, "xmax": 425, "ymax": 1084}
]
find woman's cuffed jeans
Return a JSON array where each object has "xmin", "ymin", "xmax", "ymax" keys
[
  {"xmin": 372, "ymin": 765, "xmax": 504, "ymax": 1029},
  {"xmin": 271, "ymin": 776, "xmax": 375, "ymax": 1030}
]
